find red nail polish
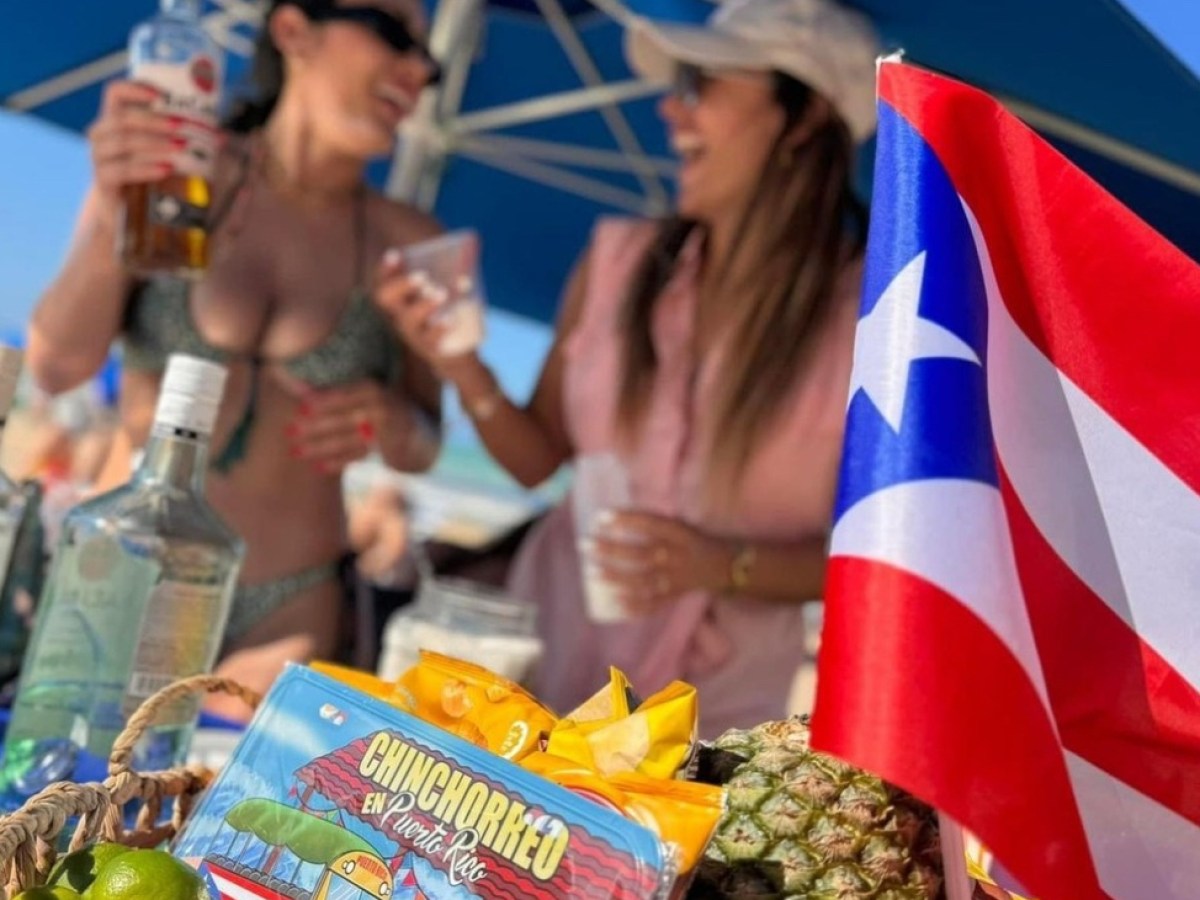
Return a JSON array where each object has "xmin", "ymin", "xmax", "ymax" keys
[{"xmin": 358, "ymin": 421, "xmax": 376, "ymax": 442}]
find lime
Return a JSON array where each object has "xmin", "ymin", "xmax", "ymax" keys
[
  {"xmin": 14, "ymin": 887, "xmax": 82, "ymax": 900},
  {"xmin": 48, "ymin": 843, "xmax": 132, "ymax": 893},
  {"xmin": 85, "ymin": 849, "xmax": 207, "ymax": 900}
]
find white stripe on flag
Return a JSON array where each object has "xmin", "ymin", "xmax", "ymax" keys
[
  {"xmin": 830, "ymin": 479, "xmax": 1050, "ymax": 709},
  {"xmin": 961, "ymin": 197, "xmax": 1200, "ymax": 897},
  {"xmin": 209, "ymin": 872, "xmax": 267, "ymax": 900},
  {"xmin": 963, "ymin": 200, "xmax": 1200, "ymax": 692},
  {"xmin": 1066, "ymin": 751, "xmax": 1200, "ymax": 899}
]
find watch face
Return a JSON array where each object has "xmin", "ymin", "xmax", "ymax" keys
[{"xmin": 731, "ymin": 544, "xmax": 756, "ymax": 589}]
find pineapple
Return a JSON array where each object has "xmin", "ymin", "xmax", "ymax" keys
[{"xmin": 687, "ymin": 717, "xmax": 944, "ymax": 900}]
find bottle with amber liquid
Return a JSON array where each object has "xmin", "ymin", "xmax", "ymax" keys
[{"xmin": 120, "ymin": 0, "xmax": 224, "ymax": 279}]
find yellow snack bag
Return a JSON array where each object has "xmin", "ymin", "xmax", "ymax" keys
[
  {"xmin": 393, "ymin": 651, "xmax": 557, "ymax": 760},
  {"xmin": 311, "ymin": 661, "xmax": 399, "ymax": 700},
  {"xmin": 311, "ymin": 656, "xmax": 556, "ymax": 761},
  {"xmin": 522, "ymin": 751, "xmax": 725, "ymax": 876},
  {"xmin": 566, "ymin": 667, "xmax": 635, "ymax": 723},
  {"xmin": 547, "ymin": 680, "xmax": 698, "ymax": 780}
]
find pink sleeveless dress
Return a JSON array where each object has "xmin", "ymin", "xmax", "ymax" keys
[{"xmin": 507, "ymin": 217, "xmax": 862, "ymax": 738}]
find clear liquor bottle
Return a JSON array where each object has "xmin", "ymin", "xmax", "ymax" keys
[
  {"xmin": 0, "ymin": 355, "xmax": 244, "ymax": 806},
  {"xmin": 120, "ymin": 0, "xmax": 224, "ymax": 278}
]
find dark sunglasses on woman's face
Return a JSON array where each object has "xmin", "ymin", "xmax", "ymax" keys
[
  {"xmin": 671, "ymin": 62, "xmax": 711, "ymax": 108},
  {"xmin": 672, "ymin": 62, "xmax": 766, "ymax": 107},
  {"xmin": 293, "ymin": 1, "xmax": 443, "ymax": 84}
]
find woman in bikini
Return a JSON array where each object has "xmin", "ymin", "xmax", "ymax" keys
[{"xmin": 25, "ymin": 0, "xmax": 444, "ymax": 715}]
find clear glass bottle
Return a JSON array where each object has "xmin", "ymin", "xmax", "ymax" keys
[
  {"xmin": 0, "ymin": 355, "xmax": 244, "ymax": 806},
  {"xmin": 120, "ymin": 0, "xmax": 224, "ymax": 278},
  {"xmin": 378, "ymin": 575, "xmax": 543, "ymax": 685},
  {"xmin": 0, "ymin": 348, "xmax": 35, "ymax": 686}
]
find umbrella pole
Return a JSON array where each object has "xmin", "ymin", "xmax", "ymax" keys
[{"xmin": 387, "ymin": 0, "xmax": 485, "ymax": 209}]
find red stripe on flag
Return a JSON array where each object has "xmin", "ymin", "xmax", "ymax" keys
[
  {"xmin": 877, "ymin": 63, "xmax": 1200, "ymax": 496},
  {"xmin": 812, "ymin": 556, "xmax": 1106, "ymax": 900},
  {"xmin": 999, "ymin": 467, "xmax": 1200, "ymax": 826}
]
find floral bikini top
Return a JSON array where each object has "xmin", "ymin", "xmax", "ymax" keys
[{"xmin": 121, "ymin": 173, "xmax": 403, "ymax": 472}]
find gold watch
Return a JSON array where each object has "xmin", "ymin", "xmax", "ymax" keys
[{"xmin": 728, "ymin": 543, "xmax": 757, "ymax": 592}]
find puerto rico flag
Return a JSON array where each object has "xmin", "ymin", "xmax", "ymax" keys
[{"xmin": 812, "ymin": 59, "xmax": 1200, "ymax": 900}]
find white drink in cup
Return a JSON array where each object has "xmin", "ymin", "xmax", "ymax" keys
[
  {"xmin": 572, "ymin": 453, "xmax": 637, "ymax": 623},
  {"xmin": 401, "ymin": 229, "xmax": 486, "ymax": 357}
]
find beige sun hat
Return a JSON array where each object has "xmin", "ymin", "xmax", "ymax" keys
[{"xmin": 625, "ymin": 0, "xmax": 881, "ymax": 142}]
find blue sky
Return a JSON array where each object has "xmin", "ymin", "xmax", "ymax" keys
[
  {"xmin": 0, "ymin": 113, "xmax": 91, "ymax": 342},
  {"xmin": 1123, "ymin": 0, "xmax": 1200, "ymax": 76}
]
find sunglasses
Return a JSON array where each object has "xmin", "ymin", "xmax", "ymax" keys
[
  {"xmin": 297, "ymin": 1, "xmax": 442, "ymax": 84},
  {"xmin": 671, "ymin": 62, "xmax": 768, "ymax": 107},
  {"xmin": 671, "ymin": 63, "xmax": 713, "ymax": 108}
]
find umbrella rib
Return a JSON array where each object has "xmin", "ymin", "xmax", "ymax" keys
[
  {"xmin": 449, "ymin": 81, "xmax": 661, "ymax": 135},
  {"xmin": 578, "ymin": 0, "xmax": 633, "ymax": 27},
  {"xmin": 531, "ymin": 0, "xmax": 668, "ymax": 208},
  {"xmin": 457, "ymin": 144, "xmax": 654, "ymax": 213},
  {"xmin": 4, "ymin": 51, "xmax": 127, "ymax": 112},
  {"xmin": 461, "ymin": 133, "xmax": 676, "ymax": 176},
  {"xmin": 4, "ymin": 5, "xmax": 258, "ymax": 111},
  {"xmin": 1003, "ymin": 95, "xmax": 1200, "ymax": 197}
]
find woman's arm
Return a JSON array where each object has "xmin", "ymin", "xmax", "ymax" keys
[
  {"xmin": 28, "ymin": 82, "xmax": 178, "ymax": 394},
  {"xmin": 378, "ymin": 352, "xmax": 442, "ymax": 473},
  {"xmin": 442, "ymin": 257, "xmax": 587, "ymax": 487},
  {"xmin": 591, "ymin": 512, "xmax": 830, "ymax": 610},
  {"xmin": 378, "ymin": 251, "xmax": 591, "ymax": 488},
  {"xmin": 720, "ymin": 535, "xmax": 828, "ymax": 603},
  {"xmin": 27, "ymin": 186, "xmax": 135, "ymax": 394}
]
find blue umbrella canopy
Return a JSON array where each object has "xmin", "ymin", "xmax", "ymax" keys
[{"xmin": 2, "ymin": 0, "xmax": 1197, "ymax": 326}]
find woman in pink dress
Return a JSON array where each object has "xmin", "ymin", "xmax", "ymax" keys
[{"xmin": 387, "ymin": 0, "xmax": 879, "ymax": 736}]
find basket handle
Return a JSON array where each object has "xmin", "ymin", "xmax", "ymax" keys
[
  {"xmin": 0, "ymin": 781, "xmax": 115, "ymax": 898},
  {"xmin": 107, "ymin": 674, "xmax": 262, "ymax": 780}
]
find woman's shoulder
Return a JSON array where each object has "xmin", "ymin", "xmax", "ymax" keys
[
  {"xmin": 589, "ymin": 215, "xmax": 659, "ymax": 251},
  {"xmin": 583, "ymin": 215, "xmax": 662, "ymax": 281}
]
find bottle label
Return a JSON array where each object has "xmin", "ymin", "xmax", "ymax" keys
[
  {"xmin": 21, "ymin": 535, "xmax": 159, "ymax": 689},
  {"xmin": 0, "ymin": 518, "xmax": 17, "ymax": 590},
  {"xmin": 133, "ymin": 58, "xmax": 221, "ymax": 179},
  {"xmin": 146, "ymin": 188, "xmax": 208, "ymax": 231},
  {"xmin": 122, "ymin": 575, "xmax": 230, "ymax": 723}
]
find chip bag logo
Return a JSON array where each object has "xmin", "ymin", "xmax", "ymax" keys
[{"xmin": 347, "ymin": 731, "xmax": 571, "ymax": 886}]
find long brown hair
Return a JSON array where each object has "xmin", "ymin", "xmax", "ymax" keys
[{"xmin": 616, "ymin": 73, "xmax": 866, "ymax": 500}]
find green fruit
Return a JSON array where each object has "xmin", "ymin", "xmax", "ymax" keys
[
  {"xmin": 86, "ymin": 849, "xmax": 207, "ymax": 900},
  {"xmin": 13, "ymin": 887, "xmax": 83, "ymax": 900},
  {"xmin": 48, "ymin": 843, "xmax": 132, "ymax": 894},
  {"xmin": 689, "ymin": 717, "xmax": 944, "ymax": 899}
]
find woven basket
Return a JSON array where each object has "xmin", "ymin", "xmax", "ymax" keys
[{"xmin": 0, "ymin": 674, "xmax": 261, "ymax": 898}]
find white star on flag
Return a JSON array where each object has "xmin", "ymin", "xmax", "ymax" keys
[{"xmin": 848, "ymin": 251, "xmax": 982, "ymax": 432}]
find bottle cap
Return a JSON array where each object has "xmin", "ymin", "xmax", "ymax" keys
[
  {"xmin": 153, "ymin": 353, "xmax": 227, "ymax": 436},
  {"xmin": 0, "ymin": 346, "xmax": 24, "ymax": 422}
]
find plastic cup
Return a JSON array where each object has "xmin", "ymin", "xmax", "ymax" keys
[
  {"xmin": 572, "ymin": 453, "xmax": 637, "ymax": 623},
  {"xmin": 401, "ymin": 229, "xmax": 486, "ymax": 357}
]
